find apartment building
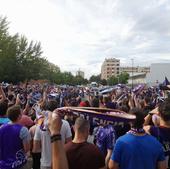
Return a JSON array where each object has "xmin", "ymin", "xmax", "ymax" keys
[{"xmin": 101, "ymin": 58, "xmax": 120, "ymax": 80}]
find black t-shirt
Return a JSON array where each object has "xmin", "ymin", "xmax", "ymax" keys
[
  {"xmin": 64, "ymin": 141, "xmax": 105, "ymax": 169},
  {"xmin": 114, "ymin": 123, "xmax": 131, "ymax": 139},
  {"xmin": 150, "ymin": 126, "xmax": 170, "ymax": 169}
]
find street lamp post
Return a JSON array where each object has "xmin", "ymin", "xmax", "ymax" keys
[{"xmin": 131, "ymin": 58, "xmax": 134, "ymax": 89}]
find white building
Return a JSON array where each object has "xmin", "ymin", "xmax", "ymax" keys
[
  {"xmin": 146, "ymin": 63, "xmax": 170, "ymax": 85},
  {"xmin": 128, "ymin": 73, "xmax": 147, "ymax": 85},
  {"xmin": 76, "ymin": 70, "xmax": 85, "ymax": 78}
]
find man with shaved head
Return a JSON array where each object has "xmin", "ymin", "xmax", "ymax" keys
[{"xmin": 64, "ymin": 117, "xmax": 106, "ymax": 169}]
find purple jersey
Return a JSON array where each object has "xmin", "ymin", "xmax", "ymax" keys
[
  {"xmin": 95, "ymin": 125, "xmax": 116, "ymax": 157},
  {"xmin": 0, "ymin": 124, "xmax": 27, "ymax": 169}
]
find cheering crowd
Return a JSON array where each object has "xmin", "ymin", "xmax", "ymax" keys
[{"xmin": 0, "ymin": 82, "xmax": 170, "ymax": 169}]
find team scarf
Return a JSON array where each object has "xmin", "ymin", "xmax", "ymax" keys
[{"xmin": 38, "ymin": 107, "xmax": 136, "ymax": 131}]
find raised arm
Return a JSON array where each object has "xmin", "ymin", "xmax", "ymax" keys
[
  {"xmin": 39, "ymin": 86, "xmax": 48, "ymax": 110},
  {"xmin": 143, "ymin": 107, "xmax": 159, "ymax": 126},
  {"xmin": 48, "ymin": 110, "xmax": 69, "ymax": 169},
  {"xmin": 0, "ymin": 85, "xmax": 7, "ymax": 102},
  {"xmin": 128, "ymin": 95, "xmax": 135, "ymax": 110}
]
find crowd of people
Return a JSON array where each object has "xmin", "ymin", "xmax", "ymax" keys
[{"xmin": 0, "ymin": 82, "xmax": 170, "ymax": 169}]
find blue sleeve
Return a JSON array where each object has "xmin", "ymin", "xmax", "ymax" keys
[
  {"xmin": 20, "ymin": 126, "xmax": 31, "ymax": 143},
  {"xmin": 106, "ymin": 131, "xmax": 116, "ymax": 150},
  {"xmin": 111, "ymin": 139, "xmax": 122, "ymax": 163}
]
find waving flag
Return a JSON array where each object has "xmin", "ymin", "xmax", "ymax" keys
[
  {"xmin": 162, "ymin": 77, "xmax": 170, "ymax": 86},
  {"xmin": 159, "ymin": 77, "xmax": 170, "ymax": 90}
]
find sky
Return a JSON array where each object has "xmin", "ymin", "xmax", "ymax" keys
[{"xmin": 0, "ymin": 0, "xmax": 170, "ymax": 78}]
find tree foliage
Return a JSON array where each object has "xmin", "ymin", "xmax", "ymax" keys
[
  {"xmin": 107, "ymin": 72, "xmax": 129, "ymax": 86},
  {"xmin": 118, "ymin": 72, "xmax": 129, "ymax": 84},
  {"xmin": 0, "ymin": 16, "xmax": 88, "ymax": 85},
  {"xmin": 89, "ymin": 74, "xmax": 101, "ymax": 83},
  {"xmin": 100, "ymin": 79, "xmax": 107, "ymax": 86},
  {"xmin": 107, "ymin": 76, "xmax": 118, "ymax": 86}
]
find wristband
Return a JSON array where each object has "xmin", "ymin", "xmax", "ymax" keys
[{"xmin": 51, "ymin": 134, "xmax": 61, "ymax": 143}]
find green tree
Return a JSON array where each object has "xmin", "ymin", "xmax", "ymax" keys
[
  {"xmin": 0, "ymin": 16, "xmax": 62, "ymax": 83},
  {"xmin": 73, "ymin": 75, "xmax": 88, "ymax": 85},
  {"xmin": 118, "ymin": 72, "xmax": 129, "ymax": 84},
  {"xmin": 0, "ymin": 17, "xmax": 43, "ymax": 82},
  {"xmin": 61, "ymin": 72, "xmax": 74, "ymax": 85},
  {"xmin": 107, "ymin": 72, "xmax": 129, "ymax": 86},
  {"xmin": 100, "ymin": 79, "xmax": 107, "ymax": 85},
  {"xmin": 107, "ymin": 76, "xmax": 118, "ymax": 86},
  {"xmin": 89, "ymin": 74, "xmax": 101, "ymax": 83}
]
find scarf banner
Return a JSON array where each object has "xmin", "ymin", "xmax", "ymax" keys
[{"xmin": 58, "ymin": 107, "xmax": 136, "ymax": 126}]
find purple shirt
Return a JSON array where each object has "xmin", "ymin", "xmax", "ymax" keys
[
  {"xmin": 95, "ymin": 125, "xmax": 116, "ymax": 157},
  {"xmin": 0, "ymin": 124, "xmax": 27, "ymax": 169}
]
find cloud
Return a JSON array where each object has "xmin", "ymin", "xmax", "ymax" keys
[{"xmin": 0, "ymin": 0, "xmax": 170, "ymax": 78}]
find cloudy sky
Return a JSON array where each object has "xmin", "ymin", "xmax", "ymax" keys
[{"xmin": 0, "ymin": 0, "xmax": 170, "ymax": 78}]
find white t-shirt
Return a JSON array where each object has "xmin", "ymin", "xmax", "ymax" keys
[{"xmin": 34, "ymin": 120, "xmax": 72, "ymax": 167}]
